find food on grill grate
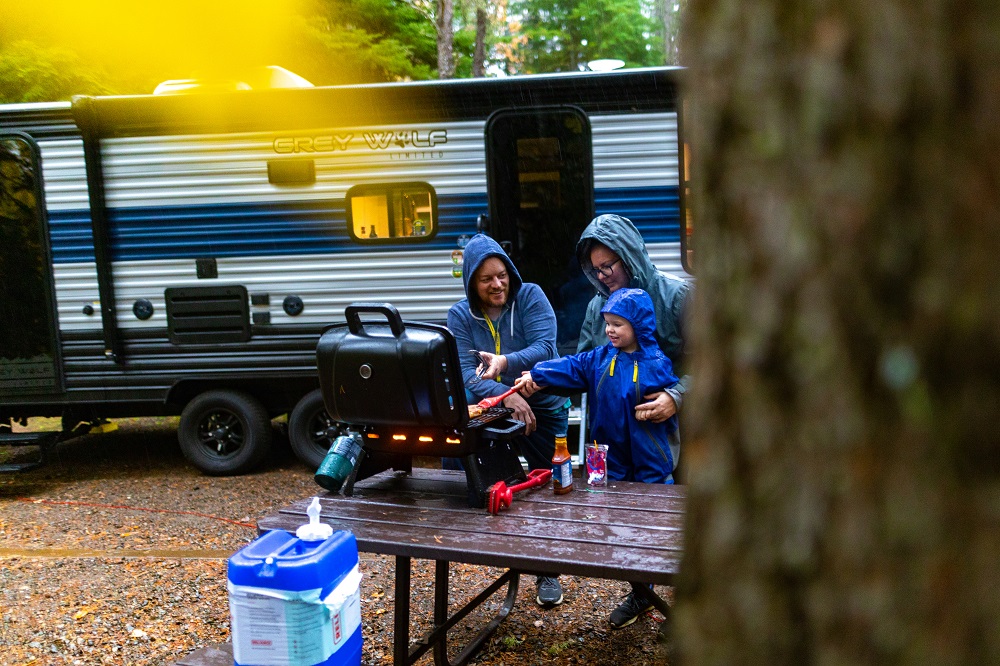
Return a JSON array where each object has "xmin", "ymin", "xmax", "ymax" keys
[{"xmin": 468, "ymin": 405, "xmax": 485, "ymax": 418}]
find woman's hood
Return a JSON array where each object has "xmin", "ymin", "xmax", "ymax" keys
[{"xmin": 576, "ymin": 214, "xmax": 659, "ymax": 296}]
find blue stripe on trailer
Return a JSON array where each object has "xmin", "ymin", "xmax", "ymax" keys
[
  {"xmin": 47, "ymin": 186, "xmax": 680, "ymax": 263},
  {"xmin": 595, "ymin": 185, "xmax": 681, "ymax": 243},
  {"xmin": 48, "ymin": 209, "xmax": 97, "ymax": 264}
]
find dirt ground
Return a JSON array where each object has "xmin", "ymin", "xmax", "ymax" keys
[{"xmin": 0, "ymin": 418, "xmax": 671, "ymax": 665}]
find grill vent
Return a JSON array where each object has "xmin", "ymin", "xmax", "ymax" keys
[{"xmin": 165, "ymin": 285, "xmax": 250, "ymax": 344}]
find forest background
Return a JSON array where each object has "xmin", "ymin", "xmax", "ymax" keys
[{"xmin": 0, "ymin": 0, "xmax": 685, "ymax": 103}]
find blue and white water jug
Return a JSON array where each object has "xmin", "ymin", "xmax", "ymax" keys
[{"xmin": 227, "ymin": 498, "xmax": 362, "ymax": 666}]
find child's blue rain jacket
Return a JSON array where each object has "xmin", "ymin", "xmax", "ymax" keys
[{"xmin": 530, "ymin": 288, "xmax": 679, "ymax": 483}]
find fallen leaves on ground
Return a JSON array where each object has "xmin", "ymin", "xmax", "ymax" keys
[{"xmin": 1, "ymin": 418, "xmax": 671, "ymax": 665}]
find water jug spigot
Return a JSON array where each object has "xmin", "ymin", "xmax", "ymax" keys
[{"xmin": 295, "ymin": 497, "xmax": 333, "ymax": 541}]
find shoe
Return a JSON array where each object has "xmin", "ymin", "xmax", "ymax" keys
[
  {"xmin": 535, "ymin": 575, "xmax": 564, "ymax": 607},
  {"xmin": 609, "ymin": 591, "xmax": 653, "ymax": 629}
]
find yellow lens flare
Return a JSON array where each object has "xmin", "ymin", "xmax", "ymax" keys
[{"xmin": 4, "ymin": 0, "xmax": 311, "ymax": 89}]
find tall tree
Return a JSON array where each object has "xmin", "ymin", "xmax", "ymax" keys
[
  {"xmin": 653, "ymin": 0, "xmax": 685, "ymax": 65},
  {"xmin": 675, "ymin": 0, "xmax": 1000, "ymax": 663},
  {"xmin": 451, "ymin": 0, "xmax": 508, "ymax": 78},
  {"xmin": 472, "ymin": 6, "xmax": 489, "ymax": 76},
  {"xmin": 436, "ymin": 0, "xmax": 456, "ymax": 78}
]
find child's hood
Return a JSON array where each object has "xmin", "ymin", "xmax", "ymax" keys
[{"xmin": 600, "ymin": 288, "xmax": 660, "ymax": 353}]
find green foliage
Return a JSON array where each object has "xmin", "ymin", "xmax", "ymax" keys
[
  {"xmin": 546, "ymin": 639, "xmax": 576, "ymax": 655},
  {"xmin": 294, "ymin": 0, "xmax": 438, "ymax": 83},
  {"xmin": 508, "ymin": 0, "xmax": 664, "ymax": 73},
  {"xmin": 0, "ymin": 0, "xmax": 681, "ymax": 100},
  {"xmin": 451, "ymin": 0, "xmax": 508, "ymax": 78},
  {"xmin": 0, "ymin": 41, "xmax": 115, "ymax": 103}
]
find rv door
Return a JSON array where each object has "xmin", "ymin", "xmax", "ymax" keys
[
  {"xmin": 485, "ymin": 107, "xmax": 595, "ymax": 354},
  {"xmin": 0, "ymin": 135, "xmax": 62, "ymax": 399}
]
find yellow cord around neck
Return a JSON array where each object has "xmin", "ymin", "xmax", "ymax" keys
[{"xmin": 484, "ymin": 315, "xmax": 502, "ymax": 382}]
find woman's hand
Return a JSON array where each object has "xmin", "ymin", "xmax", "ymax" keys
[
  {"xmin": 474, "ymin": 351, "xmax": 508, "ymax": 381},
  {"xmin": 635, "ymin": 391, "xmax": 677, "ymax": 422}
]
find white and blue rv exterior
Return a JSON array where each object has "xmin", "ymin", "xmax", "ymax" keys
[{"xmin": 0, "ymin": 67, "xmax": 689, "ymax": 474}]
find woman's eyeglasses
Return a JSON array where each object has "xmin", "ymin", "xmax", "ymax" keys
[{"xmin": 588, "ymin": 258, "xmax": 621, "ymax": 279}]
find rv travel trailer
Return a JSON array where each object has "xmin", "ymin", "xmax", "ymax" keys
[{"xmin": 0, "ymin": 67, "xmax": 691, "ymax": 475}]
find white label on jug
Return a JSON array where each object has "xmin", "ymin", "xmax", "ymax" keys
[
  {"xmin": 326, "ymin": 569, "xmax": 362, "ymax": 652},
  {"xmin": 229, "ymin": 566, "xmax": 362, "ymax": 666},
  {"xmin": 335, "ymin": 587, "xmax": 361, "ymax": 649}
]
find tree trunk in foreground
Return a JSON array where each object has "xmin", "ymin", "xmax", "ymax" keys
[{"xmin": 675, "ymin": 1, "xmax": 1000, "ymax": 663}]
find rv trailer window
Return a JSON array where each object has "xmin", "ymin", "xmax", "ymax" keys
[
  {"xmin": 516, "ymin": 137, "xmax": 563, "ymax": 209},
  {"xmin": 346, "ymin": 183, "xmax": 437, "ymax": 243}
]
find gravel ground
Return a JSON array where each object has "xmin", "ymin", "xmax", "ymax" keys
[{"xmin": 1, "ymin": 418, "xmax": 671, "ymax": 665}]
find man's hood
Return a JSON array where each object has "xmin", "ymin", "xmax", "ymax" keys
[
  {"xmin": 600, "ymin": 288, "xmax": 659, "ymax": 352},
  {"xmin": 461, "ymin": 234, "xmax": 523, "ymax": 312},
  {"xmin": 576, "ymin": 214, "xmax": 659, "ymax": 296}
]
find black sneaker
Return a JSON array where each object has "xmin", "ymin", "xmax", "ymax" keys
[
  {"xmin": 535, "ymin": 575, "xmax": 564, "ymax": 607},
  {"xmin": 609, "ymin": 591, "xmax": 653, "ymax": 629}
]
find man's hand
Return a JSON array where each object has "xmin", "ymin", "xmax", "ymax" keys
[
  {"xmin": 635, "ymin": 391, "xmax": 677, "ymax": 423},
  {"xmin": 503, "ymin": 391, "xmax": 537, "ymax": 434},
  {"xmin": 513, "ymin": 371, "xmax": 542, "ymax": 397},
  {"xmin": 474, "ymin": 351, "xmax": 508, "ymax": 381}
]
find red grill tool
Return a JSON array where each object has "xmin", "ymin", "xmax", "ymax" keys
[
  {"xmin": 486, "ymin": 468, "xmax": 552, "ymax": 514},
  {"xmin": 476, "ymin": 385, "xmax": 520, "ymax": 410}
]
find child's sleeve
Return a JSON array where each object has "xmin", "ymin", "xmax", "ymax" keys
[
  {"xmin": 530, "ymin": 350, "xmax": 597, "ymax": 393},
  {"xmin": 645, "ymin": 355, "xmax": 680, "ymax": 394}
]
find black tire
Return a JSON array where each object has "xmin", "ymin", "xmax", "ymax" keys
[
  {"xmin": 178, "ymin": 390, "xmax": 272, "ymax": 475},
  {"xmin": 288, "ymin": 388, "xmax": 345, "ymax": 470}
]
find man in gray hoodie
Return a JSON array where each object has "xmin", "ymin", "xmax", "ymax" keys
[{"xmin": 447, "ymin": 234, "xmax": 570, "ymax": 607}]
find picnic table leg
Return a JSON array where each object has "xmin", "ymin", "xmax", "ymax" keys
[
  {"xmin": 429, "ymin": 563, "xmax": 520, "ymax": 666},
  {"xmin": 394, "ymin": 555, "xmax": 412, "ymax": 666},
  {"xmin": 630, "ymin": 582, "xmax": 672, "ymax": 636}
]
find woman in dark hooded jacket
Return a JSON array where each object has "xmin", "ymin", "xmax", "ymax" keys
[{"xmin": 576, "ymin": 214, "xmax": 691, "ymax": 475}]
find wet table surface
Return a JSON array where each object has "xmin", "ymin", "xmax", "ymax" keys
[{"xmin": 258, "ymin": 467, "xmax": 685, "ymax": 584}]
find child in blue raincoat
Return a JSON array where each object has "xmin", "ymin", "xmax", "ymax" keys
[{"xmin": 514, "ymin": 287, "xmax": 678, "ymax": 484}]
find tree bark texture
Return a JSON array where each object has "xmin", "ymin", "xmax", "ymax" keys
[
  {"xmin": 436, "ymin": 0, "xmax": 455, "ymax": 79},
  {"xmin": 473, "ymin": 7, "xmax": 488, "ymax": 77},
  {"xmin": 660, "ymin": 0, "xmax": 683, "ymax": 65},
  {"xmin": 675, "ymin": 1, "xmax": 1000, "ymax": 663}
]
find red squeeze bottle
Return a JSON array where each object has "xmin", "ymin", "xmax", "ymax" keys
[{"xmin": 551, "ymin": 433, "xmax": 573, "ymax": 494}]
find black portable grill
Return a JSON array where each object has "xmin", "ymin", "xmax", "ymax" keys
[{"xmin": 316, "ymin": 303, "xmax": 528, "ymax": 507}]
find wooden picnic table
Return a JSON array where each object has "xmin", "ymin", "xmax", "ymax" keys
[{"xmin": 177, "ymin": 467, "xmax": 685, "ymax": 666}]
